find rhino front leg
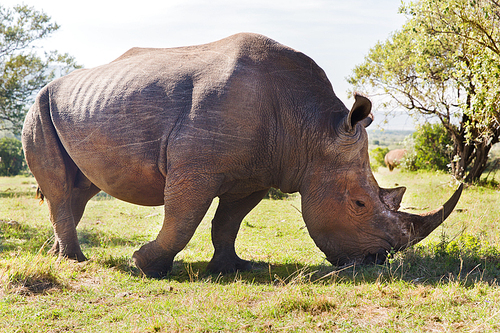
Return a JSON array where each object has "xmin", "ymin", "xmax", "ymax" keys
[
  {"xmin": 132, "ymin": 174, "xmax": 222, "ymax": 278},
  {"xmin": 206, "ymin": 189, "xmax": 269, "ymax": 274}
]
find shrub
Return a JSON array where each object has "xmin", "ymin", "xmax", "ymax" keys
[
  {"xmin": 369, "ymin": 147, "xmax": 389, "ymax": 171},
  {"xmin": 0, "ymin": 137, "xmax": 26, "ymax": 176},
  {"xmin": 401, "ymin": 123, "xmax": 453, "ymax": 171},
  {"xmin": 392, "ymin": 233, "xmax": 500, "ymax": 282},
  {"xmin": 266, "ymin": 188, "xmax": 289, "ymax": 200}
]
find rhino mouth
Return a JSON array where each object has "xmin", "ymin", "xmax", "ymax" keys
[
  {"xmin": 327, "ymin": 248, "xmax": 389, "ymax": 267},
  {"xmin": 361, "ymin": 250, "xmax": 388, "ymax": 265}
]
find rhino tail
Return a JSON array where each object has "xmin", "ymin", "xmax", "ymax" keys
[{"xmin": 36, "ymin": 187, "xmax": 44, "ymax": 205}]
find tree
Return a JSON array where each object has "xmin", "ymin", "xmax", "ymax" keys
[
  {"xmin": 348, "ymin": 0, "xmax": 500, "ymax": 183},
  {"xmin": 0, "ymin": 137, "xmax": 25, "ymax": 176},
  {"xmin": 0, "ymin": 4, "xmax": 80, "ymax": 134}
]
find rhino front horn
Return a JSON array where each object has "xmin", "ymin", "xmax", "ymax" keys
[{"xmin": 398, "ymin": 184, "xmax": 464, "ymax": 248}]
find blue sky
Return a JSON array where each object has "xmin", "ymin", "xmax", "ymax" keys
[{"xmin": 4, "ymin": 0, "xmax": 414, "ymax": 129}]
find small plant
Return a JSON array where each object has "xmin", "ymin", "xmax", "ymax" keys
[
  {"xmin": 400, "ymin": 135, "xmax": 417, "ymax": 171},
  {"xmin": 477, "ymin": 178, "xmax": 500, "ymax": 189},
  {"xmin": 369, "ymin": 147, "xmax": 389, "ymax": 171}
]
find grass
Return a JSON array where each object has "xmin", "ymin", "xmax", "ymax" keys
[{"xmin": 1, "ymin": 171, "xmax": 500, "ymax": 332}]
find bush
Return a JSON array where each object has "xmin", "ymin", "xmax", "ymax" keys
[
  {"xmin": 266, "ymin": 188, "xmax": 289, "ymax": 200},
  {"xmin": 394, "ymin": 233, "xmax": 500, "ymax": 282},
  {"xmin": 402, "ymin": 123, "xmax": 453, "ymax": 171},
  {"xmin": 0, "ymin": 137, "xmax": 26, "ymax": 176},
  {"xmin": 369, "ymin": 147, "xmax": 389, "ymax": 171}
]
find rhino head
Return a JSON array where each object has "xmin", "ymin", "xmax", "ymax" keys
[{"xmin": 300, "ymin": 95, "xmax": 462, "ymax": 266}]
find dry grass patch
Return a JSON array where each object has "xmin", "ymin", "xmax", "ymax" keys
[{"xmin": 0, "ymin": 253, "xmax": 68, "ymax": 295}]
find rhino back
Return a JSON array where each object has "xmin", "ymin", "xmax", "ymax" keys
[{"xmin": 45, "ymin": 33, "xmax": 312, "ymax": 203}]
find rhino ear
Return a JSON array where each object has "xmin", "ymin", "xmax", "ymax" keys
[{"xmin": 347, "ymin": 94, "xmax": 373, "ymax": 130}]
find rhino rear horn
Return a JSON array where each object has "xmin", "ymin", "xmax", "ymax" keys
[
  {"xmin": 347, "ymin": 94, "xmax": 373, "ymax": 129},
  {"xmin": 380, "ymin": 186, "xmax": 406, "ymax": 211}
]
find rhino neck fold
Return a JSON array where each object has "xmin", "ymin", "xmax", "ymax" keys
[{"xmin": 271, "ymin": 117, "xmax": 318, "ymax": 194}]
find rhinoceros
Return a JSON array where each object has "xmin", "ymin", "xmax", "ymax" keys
[
  {"xmin": 385, "ymin": 149, "xmax": 407, "ymax": 171},
  {"xmin": 22, "ymin": 33, "xmax": 462, "ymax": 278}
]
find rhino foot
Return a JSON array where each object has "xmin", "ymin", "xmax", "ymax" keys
[
  {"xmin": 132, "ymin": 241, "xmax": 173, "ymax": 278},
  {"xmin": 206, "ymin": 253, "xmax": 253, "ymax": 274},
  {"xmin": 55, "ymin": 250, "xmax": 87, "ymax": 263},
  {"xmin": 50, "ymin": 239, "xmax": 87, "ymax": 262}
]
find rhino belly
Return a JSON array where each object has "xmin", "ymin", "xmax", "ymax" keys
[
  {"xmin": 60, "ymin": 124, "xmax": 168, "ymax": 206},
  {"xmin": 72, "ymin": 149, "xmax": 166, "ymax": 206}
]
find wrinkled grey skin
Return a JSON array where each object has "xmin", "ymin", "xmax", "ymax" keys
[
  {"xmin": 22, "ymin": 33, "xmax": 462, "ymax": 278},
  {"xmin": 385, "ymin": 149, "xmax": 407, "ymax": 171}
]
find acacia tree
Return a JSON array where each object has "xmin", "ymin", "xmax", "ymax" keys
[
  {"xmin": 0, "ymin": 4, "xmax": 80, "ymax": 134},
  {"xmin": 348, "ymin": 0, "xmax": 500, "ymax": 183}
]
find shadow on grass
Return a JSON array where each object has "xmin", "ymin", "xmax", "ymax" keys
[
  {"xmin": 96, "ymin": 249, "xmax": 500, "ymax": 287},
  {"xmin": 3, "ymin": 221, "xmax": 500, "ymax": 287},
  {"xmin": 170, "ymin": 255, "xmax": 500, "ymax": 286},
  {"xmin": 93, "ymin": 230, "xmax": 500, "ymax": 286},
  {"xmin": 88, "ymin": 232, "xmax": 500, "ymax": 286},
  {"xmin": 94, "ymin": 256, "xmax": 338, "ymax": 284}
]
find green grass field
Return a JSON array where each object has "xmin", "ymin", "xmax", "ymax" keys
[{"xmin": 1, "ymin": 170, "xmax": 500, "ymax": 332}]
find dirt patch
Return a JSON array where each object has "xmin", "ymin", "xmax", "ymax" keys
[
  {"xmin": 8, "ymin": 277, "xmax": 63, "ymax": 295},
  {"xmin": 353, "ymin": 304, "xmax": 392, "ymax": 328}
]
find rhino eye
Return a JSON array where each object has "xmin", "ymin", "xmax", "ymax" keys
[{"xmin": 355, "ymin": 200, "xmax": 366, "ymax": 208}]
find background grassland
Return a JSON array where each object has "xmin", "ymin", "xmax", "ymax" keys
[{"xmin": 1, "ymin": 171, "xmax": 500, "ymax": 332}]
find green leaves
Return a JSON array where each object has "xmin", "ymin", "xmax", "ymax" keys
[
  {"xmin": 0, "ymin": 4, "xmax": 80, "ymax": 134},
  {"xmin": 403, "ymin": 123, "xmax": 454, "ymax": 171},
  {"xmin": 0, "ymin": 5, "xmax": 58, "ymax": 55}
]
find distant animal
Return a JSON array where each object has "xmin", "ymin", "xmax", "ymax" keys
[
  {"xmin": 22, "ymin": 33, "xmax": 462, "ymax": 278},
  {"xmin": 385, "ymin": 149, "xmax": 407, "ymax": 171}
]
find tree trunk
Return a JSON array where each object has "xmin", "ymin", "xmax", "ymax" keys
[
  {"xmin": 464, "ymin": 143, "xmax": 491, "ymax": 183},
  {"xmin": 445, "ymin": 106, "xmax": 500, "ymax": 184},
  {"xmin": 449, "ymin": 129, "xmax": 468, "ymax": 181},
  {"xmin": 451, "ymin": 135, "xmax": 495, "ymax": 183}
]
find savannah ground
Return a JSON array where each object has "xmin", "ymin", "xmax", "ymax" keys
[{"xmin": 1, "ymin": 169, "xmax": 500, "ymax": 332}]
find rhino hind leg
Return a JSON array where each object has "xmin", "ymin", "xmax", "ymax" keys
[
  {"xmin": 47, "ymin": 177, "xmax": 101, "ymax": 259},
  {"xmin": 206, "ymin": 189, "xmax": 269, "ymax": 274},
  {"xmin": 42, "ymin": 169, "xmax": 100, "ymax": 261},
  {"xmin": 36, "ymin": 182, "xmax": 90, "ymax": 261},
  {"xmin": 23, "ymin": 90, "xmax": 100, "ymax": 262}
]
